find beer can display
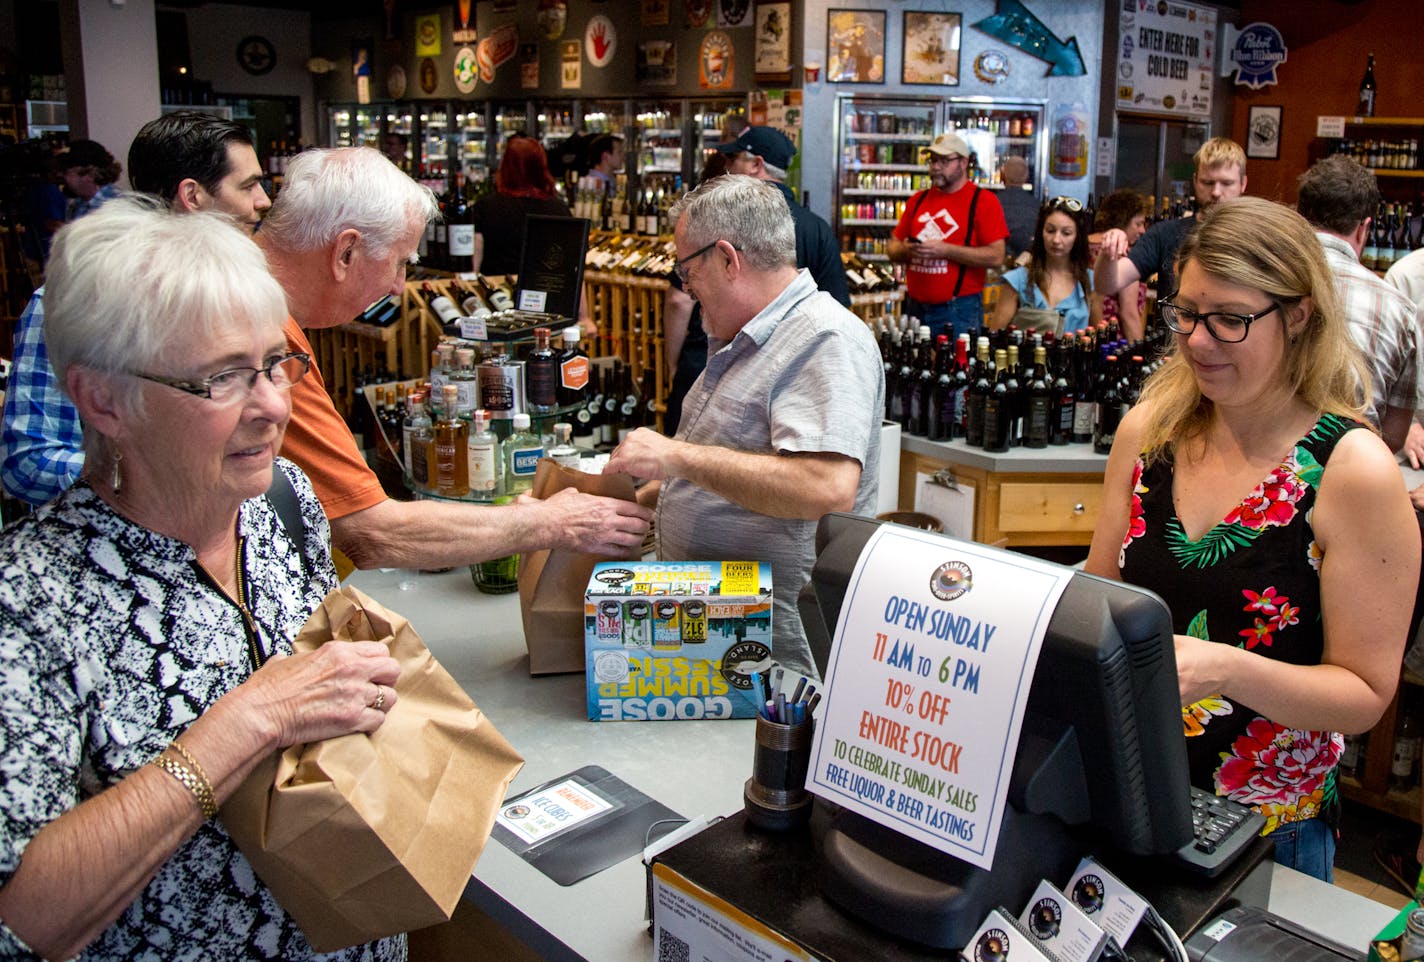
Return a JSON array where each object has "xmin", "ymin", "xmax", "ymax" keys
[
  {"xmin": 652, "ymin": 599, "xmax": 681, "ymax": 647},
  {"xmin": 681, "ymin": 599, "xmax": 708, "ymax": 643},
  {"xmin": 596, "ymin": 599, "xmax": 623, "ymax": 641},
  {"xmin": 623, "ymin": 599, "xmax": 653, "ymax": 647}
]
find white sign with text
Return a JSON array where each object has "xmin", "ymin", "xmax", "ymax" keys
[{"xmin": 806, "ymin": 526, "xmax": 1071, "ymax": 870}]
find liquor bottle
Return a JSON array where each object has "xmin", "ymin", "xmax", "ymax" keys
[
  {"xmin": 477, "ymin": 344, "xmax": 524, "ymax": 418},
  {"xmin": 525, "ymin": 327, "xmax": 559, "ymax": 414},
  {"xmin": 1392, "ymin": 700, "xmax": 1421, "ymax": 791},
  {"xmin": 432, "ymin": 385, "xmax": 470, "ymax": 498},
  {"xmin": 909, "ymin": 328, "xmax": 936, "ymax": 437},
  {"xmin": 1023, "ymin": 345, "xmax": 1052, "ymax": 449},
  {"xmin": 949, "ymin": 334, "xmax": 971, "ymax": 439},
  {"xmin": 1071, "ymin": 336, "xmax": 1096, "ymax": 444},
  {"xmin": 503, "ymin": 412, "xmax": 544, "ymax": 496},
  {"xmin": 1364, "ymin": 205, "xmax": 1383, "ymax": 271},
  {"xmin": 429, "ymin": 343, "xmax": 456, "ymax": 418},
  {"xmin": 966, "ymin": 337, "xmax": 993, "ymax": 447},
  {"xmin": 641, "ymin": 189, "xmax": 659, "ymax": 237},
  {"xmin": 405, "ymin": 392, "xmax": 433, "ymax": 490},
  {"xmin": 450, "ymin": 347, "xmax": 479, "ymax": 417},
  {"xmin": 423, "ymin": 282, "xmax": 461, "ymax": 327},
  {"xmin": 982, "ymin": 349, "xmax": 1012, "ymax": 453},
  {"xmin": 1357, "ymin": 53, "xmax": 1377, "ymax": 118},
  {"xmin": 548, "ymin": 422, "xmax": 580, "ymax": 468},
  {"xmin": 617, "ymin": 367, "xmax": 641, "ymax": 441},
  {"xmin": 1093, "ymin": 355, "xmax": 1122, "ymax": 455},
  {"xmin": 882, "ymin": 326, "xmax": 901, "ymax": 422},
  {"xmin": 1004, "ymin": 343, "xmax": 1023, "ymax": 448},
  {"xmin": 1049, "ymin": 341, "xmax": 1074, "ymax": 446},
  {"xmin": 467, "ymin": 409, "xmax": 501, "ymax": 501},
  {"xmin": 446, "ymin": 174, "xmax": 475, "ymax": 266},
  {"xmin": 600, "ymin": 364, "xmax": 622, "ymax": 447},
  {"xmin": 926, "ymin": 357, "xmax": 953, "ymax": 442},
  {"xmin": 557, "ymin": 327, "xmax": 590, "ymax": 407}
]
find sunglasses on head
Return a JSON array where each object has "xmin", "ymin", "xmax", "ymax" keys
[{"xmin": 1044, "ymin": 196, "xmax": 1083, "ymax": 213}]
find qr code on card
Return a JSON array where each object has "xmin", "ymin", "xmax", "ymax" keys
[{"xmin": 656, "ymin": 927, "xmax": 691, "ymax": 962}]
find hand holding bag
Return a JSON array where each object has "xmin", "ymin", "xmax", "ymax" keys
[{"xmin": 223, "ymin": 585, "xmax": 524, "ymax": 952}]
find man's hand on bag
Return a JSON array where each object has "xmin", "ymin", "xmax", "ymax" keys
[
  {"xmin": 241, "ymin": 640, "xmax": 401, "ymax": 748},
  {"xmin": 520, "ymin": 486, "xmax": 652, "ymax": 556}
]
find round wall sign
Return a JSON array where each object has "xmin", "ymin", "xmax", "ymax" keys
[{"xmin": 237, "ymin": 35, "xmax": 276, "ymax": 76}]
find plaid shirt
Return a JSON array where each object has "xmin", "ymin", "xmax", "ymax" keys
[
  {"xmin": 1318, "ymin": 232, "xmax": 1424, "ymax": 426},
  {"xmin": 1, "ymin": 288, "xmax": 85, "ymax": 505}
]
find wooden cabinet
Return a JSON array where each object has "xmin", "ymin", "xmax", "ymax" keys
[{"xmin": 897, "ymin": 436, "xmax": 1107, "ymax": 547}]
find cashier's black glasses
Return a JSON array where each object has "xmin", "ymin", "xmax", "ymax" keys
[
  {"xmin": 134, "ymin": 352, "xmax": 312, "ymax": 403},
  {"xmin": 1157, "ymin": 294, "xmax": 1282, "ymax": 344},
  {"xmin": 674, "ymin": 239, "xmax": 741, "ymax": 283}
]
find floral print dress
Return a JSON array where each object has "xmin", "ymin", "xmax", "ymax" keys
[{"xmin": 1118, "ymin": 413, "xmax": 1364, "ymax": 834}]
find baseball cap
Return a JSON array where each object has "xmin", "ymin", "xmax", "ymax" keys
[
  {"xmin": 716, "ymin": 126, "xmax": 796, "ymax": 170},
  {"xmin": 922, "ymin": 132, "xmax": 970, "ymax": 160}
]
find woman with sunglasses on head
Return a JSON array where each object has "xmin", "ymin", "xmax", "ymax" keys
[
  {"xmin": 990, "ymin": 196, "xmax": 1101, "ymax": 334},
  {"xmin": 1085, "ymin": 197, "xmax": 1418, "ymax": 882},
  {"xmin": 0, "ymin": 197, "xmax": 404, "ymax": 960}
]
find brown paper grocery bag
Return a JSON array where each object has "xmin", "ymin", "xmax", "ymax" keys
[
  {"xmin": 518, "ymin": 458, "xmax": 640, "ymax": 675},
  {"xmin": 223, "ymin": 585, "xmax": 524, "ymax": 953}
]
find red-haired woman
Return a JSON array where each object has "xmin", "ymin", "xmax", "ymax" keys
[{"xmin": 472, "ymin": 133, "xmax": 572, "ymax": 276}]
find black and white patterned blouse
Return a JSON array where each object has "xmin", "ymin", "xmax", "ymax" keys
[{"xmin": 0, "ymin": 459, "xmax": 405, "ymax": 961}]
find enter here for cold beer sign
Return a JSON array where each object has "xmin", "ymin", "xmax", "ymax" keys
[{"xmin": 807, "ymin": 526, "xmax": 1071, "ymax": 870}]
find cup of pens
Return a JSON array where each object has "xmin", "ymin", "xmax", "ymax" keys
[{"xmin": 744, "ymin": 671, "xmax": 820, "ymax": 831}]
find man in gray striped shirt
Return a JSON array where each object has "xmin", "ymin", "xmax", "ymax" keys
[
  {"xmin": 606, "ymin": 176, "xmax": 884, "ymax": 679},
  {"xmin": 1298, "ymin": 155, "xmax": 1423, "ymax": 454}
]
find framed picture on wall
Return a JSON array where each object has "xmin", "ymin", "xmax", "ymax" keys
[
  {"xmin": 1246, "ymin": 105, "xmax": 1282, "ymax": 159},
  {"xmin": 754, "ymin": 2, "xmax": 792, "ymax": 84},
  {"xmin": 902, "ymin": 11, "xmax": 960, "ymax": 86},
  {"xmin": 827, "ymin": 9, "xmax": 885, "ymax": 84}
]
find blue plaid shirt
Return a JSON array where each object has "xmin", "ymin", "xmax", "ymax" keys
[{"xmin": 1, "ymin": 288, "xmax": 86, "ymax": 505}]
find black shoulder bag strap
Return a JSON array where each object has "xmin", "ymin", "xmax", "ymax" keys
[
  {"xmin": 265, "ymin": 465, "xmax": 314, "ymax": 582},
  {"xmin": 950, "ymin": 185, "xmax": 982, "ymax": 300}
]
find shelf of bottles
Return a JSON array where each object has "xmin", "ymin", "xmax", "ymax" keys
[
  {"xmin": 633, "ymin": 101, "xmax": 684, "ymax": 197},
  {"xmin": 415, "ymin": 105, "xmax": 451, "ymax": 192},
  {"xmin": 328, "ymin": 105, "xmax": 384, "ymax": 150},
  {"xmin": 456, "ymin": 105, "xmax": 489, "ymax": 185},
  {"xmin": 690, "ymin": 99, "xmax": 747, "ymax": 183},
  {"xmin": 877, "ymin": 314, "xmax": 1167, "ymax": 456},
  {"xmin": 834, "ymin": 95, "xmax": 936, "ymax": 261},
  {"xmin": 1339, "ymin": 671, "xmax": 1424, "ymax": 825},
  {"xmin": 1320, "ymin": 116, "xmax": 1424, "ymax": 179}
]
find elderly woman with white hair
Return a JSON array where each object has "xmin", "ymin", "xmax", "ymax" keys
[{"xmin": 0, "ymin": 196, "xmax": 404, "ymax": 960}]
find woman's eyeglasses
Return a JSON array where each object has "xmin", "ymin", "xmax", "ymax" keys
[
  {"xmin": 133, "ymin": 352, "xmax": 312, "ymax": 403},
  {"xmin": 1157, "ymin": 295, "xmax": 1282, "ymax": 343}
]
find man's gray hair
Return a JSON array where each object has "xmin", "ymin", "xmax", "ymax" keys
[
  {"xmin": 668, "ymin": 174, "xmax": 795, "ymax": 272},
  {"xmin": 45, "ymin": 194, "xmax": 288, "ymax": 410},
  {"xmin": 261, "ymin": 146, "xmax": 439, "ymax": 256}
]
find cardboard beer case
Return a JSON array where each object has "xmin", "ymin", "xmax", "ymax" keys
[{"xmin": 584, "ymin": 561, "xmax": 773, "ymax": 721}]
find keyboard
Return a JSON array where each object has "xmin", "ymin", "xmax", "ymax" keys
[{"xmin": 1170, "ymin": 786, "xmax": 1268, "ymax": 878}]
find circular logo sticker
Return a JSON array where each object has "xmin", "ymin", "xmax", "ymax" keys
[
  {"xmin": 974, "ymin": 49, "xmax": 1010, "ymax": 85},
  {"xmin": 595, "ymin": 567, "xmax": 636, "ymax": 587},
  {"xmin": 594, "ymin": 650, "xmax": 630, "ymax": 684},
  {"xmin": 585, "ymin": 13, "xmax": 616, "ymax": 68},
  {"xmin": 720, "ymin": 640, "xmax": 772, "ymax": 690},
  {"xmin": 1071, "ymin": 873, "xmax": 1105, "ymax": 914},
  {"xmin": 974, "ymin": 928, "xmax": 1010, "ymax": 962},
  {"xmin": 453, "ymin": 45, "xmax": 478, "ymax": 93},
  {"xmin": 1029, "ymin": 897, "xmax": 1062, "ymax": 939},
  {"xmin": 930, "ymin": 561, "xmax": 973, "ymax": 602}
]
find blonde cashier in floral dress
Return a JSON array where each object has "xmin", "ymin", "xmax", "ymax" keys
[{"xmin": 1084, "ymin": 197, "xmax": 1419, "ymax": 883}]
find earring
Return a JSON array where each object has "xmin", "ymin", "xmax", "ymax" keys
[{"xmin": 111, "ymin": 449, "xmax": 123, "ymax": 496}]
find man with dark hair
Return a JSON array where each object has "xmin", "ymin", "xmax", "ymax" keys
[
  {"xmin": 127, "ymin": 109, "xmax": 271, "ymax": 229},
  {"xmin": 2, "ymin": 111, "xmax": 271, "ymax": 504},
  {"xmin": 586, "ymin": 133, "xmax": 624, "ymax": 190},
  {"xmin": 1297, "ymin": 153, "xmax": 1422, "ymax": 455}
]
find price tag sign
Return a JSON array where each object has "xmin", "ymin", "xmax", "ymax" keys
[
  {"xmin": 806, "ymin": 526, "xmax": 1071, "ymax": 869},
  {"xmin": 1316, "ymin": 115, "xmax": 1346, "ymax": 138},
  {"xmin": 457, "ymin": 316, "xmax": 488, "ymax": 340}
]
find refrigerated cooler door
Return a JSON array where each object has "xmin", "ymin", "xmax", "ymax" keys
[
  {"xmin": 455, "ymin": 104, "xmax": 489, "ymax": 185},
  {"xmin": 834, "ymin": 95, "xmax": 935, "ymax": 260},
  {"xmin": 689, "ymin": 98, "xmax": 748, "ymax": 184},
  {"xmin": 940, "ymin": 101, "xmax": 1045, "ymax": 193},
  {"xmin": 634, "ymin": 100, "xmax": 684, "ymax": 195}
]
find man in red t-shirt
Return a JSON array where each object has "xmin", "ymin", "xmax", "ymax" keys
[
  {"xmin": 259, "ymin": 147, "xmax": 651, "ymax": 571},
  {"xmin": 889, "ymin": 133, "xmax": 1008, "ymax": 340}
]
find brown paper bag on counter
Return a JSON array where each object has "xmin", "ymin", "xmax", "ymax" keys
[
  {"xmin": 223, "ymin": 585, "xmax": 524, "ymax": 953},
  {"xmin": 518, "ymin": 458, "xmax": 640, "ymax": 675}
]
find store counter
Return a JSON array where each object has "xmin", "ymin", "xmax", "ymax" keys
[{"xmin": 345, "ymin": 566, "xmax": 1399, "ymax": 961}]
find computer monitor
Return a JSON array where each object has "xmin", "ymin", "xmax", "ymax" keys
[{"xmin": 798, "ymin": 514, "xmax": 1194, "ymax": 948}]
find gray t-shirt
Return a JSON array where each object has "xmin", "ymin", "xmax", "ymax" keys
[{"xmin": 656, "ymin": 270, "xmax": 885, "ymax": 678}]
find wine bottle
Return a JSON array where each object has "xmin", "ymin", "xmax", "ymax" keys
[
  {"xmin": 525, "ymin": 327, "xmax": 559, "ymax": 414},
  {"xmin": 1358, "ymin": 53, "xmax": 1377, "ymax": 118}
]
